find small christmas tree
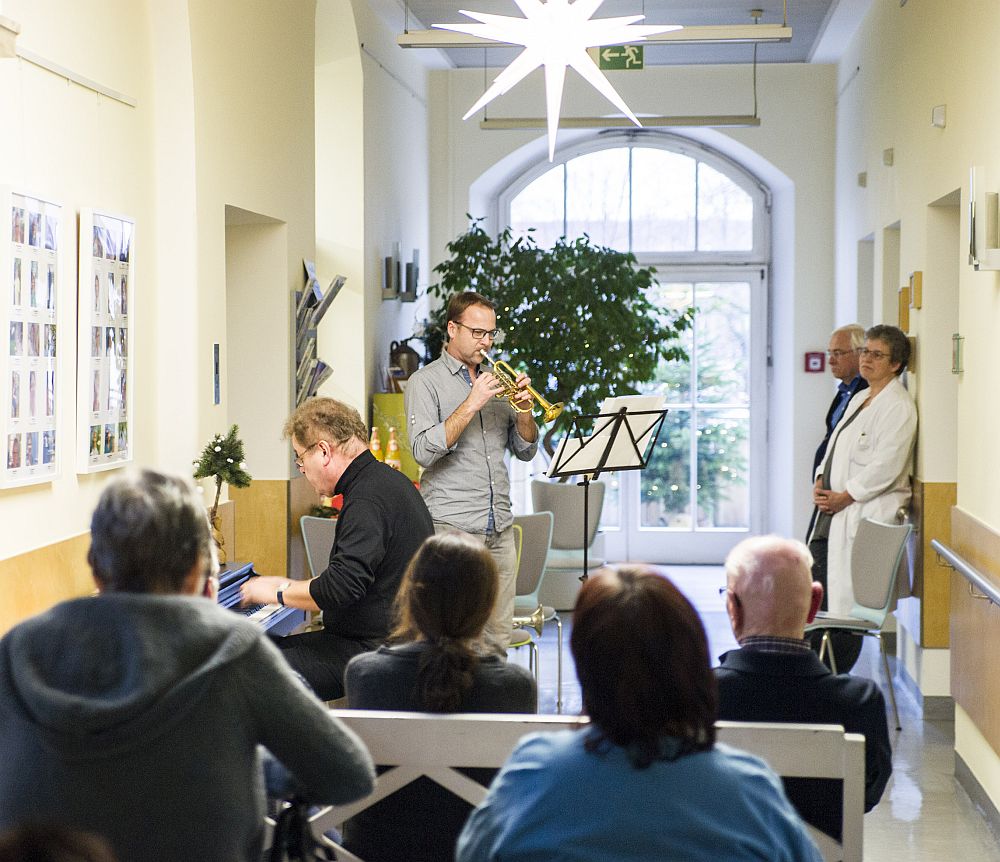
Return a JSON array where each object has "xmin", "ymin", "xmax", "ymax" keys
[{"xmin": 193, "ymin": 425, "xmax": 253, "ymax": 535}]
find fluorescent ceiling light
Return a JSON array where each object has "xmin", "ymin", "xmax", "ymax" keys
[
  {"xmin": 479, "ymin": 115, "xmax": 761, "ymax": 129},
  {"xmin": 397, "ymin": 23, "xmax": 792, "ymax": 49}
]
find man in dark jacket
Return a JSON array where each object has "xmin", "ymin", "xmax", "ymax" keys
[
  {"xmin": 716, "ymin": 535, "xmax": 892, "ymax": 844},
  {"xmin": 242, "ymin": 397, "xmax": 433, "ymax": 700}
]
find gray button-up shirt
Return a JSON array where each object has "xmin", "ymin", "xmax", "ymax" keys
[{"xmin": 404, "ymin": 349, "xmax": 538, "ymax": 533}]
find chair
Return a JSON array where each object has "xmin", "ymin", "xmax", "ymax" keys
[
  {"xmin": 507, "ymin": 524, "xmax": 539, "ymax": 681},
  {"xmin": 301, "ymin": 514, "xmax": 337, "ymax": 579},
  {"xmin": 805, "ymin": 517, "xmax": 913, "ymax": 731},
  {"xmin": 512, "ymin": 512, "xmax": 561, "ymax": 711},
  {"xmin": 531, "ymin": 479, "xmax": 607, "ymax": 610}
]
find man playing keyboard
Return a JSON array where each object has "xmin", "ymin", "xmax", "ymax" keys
[{"xmin": 241, "ymin": 397, "xmax": 433, "ymax": 701}]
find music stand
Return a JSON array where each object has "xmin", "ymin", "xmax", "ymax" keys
[{"xmin": 547, "ymin": 396, "xmax": 668, "ymax": 579}]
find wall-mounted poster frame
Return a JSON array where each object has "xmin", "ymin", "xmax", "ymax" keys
[
  {"xmin": 0, "ymin": 187, "xmax": 62, "ymax": 489},
  {"xmin": 76, "ymin": 209, "xmax": 134, "ymax": 473}
]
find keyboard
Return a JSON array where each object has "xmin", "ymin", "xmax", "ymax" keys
[{"xmin": 217, "ymin": 561, "xmax": 305, "ymax": 637}]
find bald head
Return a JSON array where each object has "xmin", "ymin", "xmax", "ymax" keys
[{"xmin": 724, "ymin": 536, "xmax": 822, "ymax": 641}]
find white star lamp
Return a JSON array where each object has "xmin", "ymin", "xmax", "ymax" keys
[{"xmin": 434, "ymin": 0, "xmax": 681, "ymax": 159}]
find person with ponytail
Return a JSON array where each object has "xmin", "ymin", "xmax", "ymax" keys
[{"xmin": 342, "ymin": 531, "xmax": 536, "ymax": 862}]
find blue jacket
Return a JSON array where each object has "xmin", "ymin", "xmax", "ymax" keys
[{"xmin": 457, "ymin": 727, "xmax": 821, "ymax": 862}]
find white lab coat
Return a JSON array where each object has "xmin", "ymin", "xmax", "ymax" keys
[{"xmin": 815, "ymin": 375, "xmax": 917, "ymax": 615}]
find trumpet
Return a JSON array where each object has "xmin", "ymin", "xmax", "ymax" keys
[
  {"xmin": 512, "ymin": 605, "xmax": 545, "ymax": 638},
  {"xmin": 479, "ymin": 350, "xmax": 564, "ymax": 423}
]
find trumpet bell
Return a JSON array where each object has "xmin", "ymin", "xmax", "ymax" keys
[{"xmin": 512, "ymin": 605, "xmax": 545, "ymax": 638}]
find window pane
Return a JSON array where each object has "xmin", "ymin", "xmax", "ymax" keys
[
  {"xmin": 509, "ymin": 165, "xmax": 565, "ymax": 248},
  {"xmin": 631, "ymin": 148, "xmax": 696, "ymax": 252},
  {"xmin": 565, "ymin": 149, "xmax": 629, "ymax": 250},
  {"xmin": 639, "ymin": 409, "xmax": 691, "ymax": 528},
  {"xmin": 694, "ymin": 282, "xmax": 750, "ymax": 405},
  {"xmin": 599, "ymin": 474, "xmax": 621, "ymax": 530},
  {"xmin": 697, "ymin": 162, "xmax": 754, "ymax": 251},
  {"xmin": 645, "ymin": 281, "xmax": 692, "ymax": 404},
  {"xmin": 696, "ymin": 409, "xmax": 749, "ymax": 528}
]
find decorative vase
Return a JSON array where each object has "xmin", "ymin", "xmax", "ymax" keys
[{"xmin": 210, "ymin": 513, "xmax": 227, "ymax": 565}]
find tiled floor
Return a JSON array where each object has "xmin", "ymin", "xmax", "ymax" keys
[{"xmin": 513, "ymin": 565, "xmax": 1000, "ymax": 861}]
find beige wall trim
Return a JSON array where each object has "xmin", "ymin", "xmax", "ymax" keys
[
  {"xmin": 229, "ymin": 480, "xmax": 290, "ymax": 579},
  {"xmin": 950, "ymin": 506, "xmax": 1000, "ymax": 757},
  {"xmin": 915, "ymin": 481, "xmax": 958, "ymax": 647},
  {"xmin": 0, "ymin": 533, "xmax": 92, "ymax": 636}
]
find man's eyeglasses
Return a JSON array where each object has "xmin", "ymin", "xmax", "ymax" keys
[
  {"xmin": 454, "ymin": 321, "xmax": 501, "ymax": 341},
  {"xmin": 826, "ymin": 349, "xmax": 852, "ymax": 359},
  {"xmin": 718, "ymin": 586, "xmax": 740, "ymax": 607},
  {"xmin": 857, "ymin": 347, "xmax": 890, "ymax": 361},
  {"xmin": 294, "ymin": 441, "xmax": 320, "ymax": 467}
]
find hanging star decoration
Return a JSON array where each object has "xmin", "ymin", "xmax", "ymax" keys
[{"xmin": 435, "ymin": 0, "xmax": 681, "ymax": 160}]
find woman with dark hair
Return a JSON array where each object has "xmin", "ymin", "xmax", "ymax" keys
[
  {"xmin": 810, "ymin": 324, "xmax": 917, "ymax": 625},
  {"xmin": 457, "ymin": 567, "xmax": 821, "ymax": 862},
  {"xmin": 343, "ymin": 531, "xmax": 536, "ymax": 862}
]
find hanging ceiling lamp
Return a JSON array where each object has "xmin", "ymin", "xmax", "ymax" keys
[{"xmin": 433, "ymin": 0, "xmax": 681, "ymax": 160}]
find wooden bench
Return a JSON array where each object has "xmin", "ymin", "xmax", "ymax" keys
[{"xmin": 273, "ymin": 711, "xmax": 864, "ymax": 862}]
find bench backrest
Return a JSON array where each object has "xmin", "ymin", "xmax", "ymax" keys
[{"xmin": 303, "ymin": 711, "xmax": 863, "ymax": 862}]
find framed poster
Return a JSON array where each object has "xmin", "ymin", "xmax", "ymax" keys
[
  {"xmin": 76, "ymin": 209, "xmax": 133, "ymax": 473},
  {"xmin": 0, "ymin": 189, "xmax": 61, "ymax": 488}
]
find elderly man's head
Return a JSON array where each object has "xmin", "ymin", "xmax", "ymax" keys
[{"xmin": 723, "ymin": 536, "xmax": 822, "ymax": 641}]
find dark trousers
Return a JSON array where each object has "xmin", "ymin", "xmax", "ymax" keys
[
  {"xmin": 274, "ymin": 629, "xmax": 379, "ymax": 701},
  {"xmin": 807, "ymin": 535, "xmax": 863, "ymax": 673}
]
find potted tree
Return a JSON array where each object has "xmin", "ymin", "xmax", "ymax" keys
[
  {"xmin": 193, "ymin": 424, "xmax": 252, "ymax": 563},
  {"xmin": 423, "ymin": 218, "xmax": 693, "ymax": 457}
]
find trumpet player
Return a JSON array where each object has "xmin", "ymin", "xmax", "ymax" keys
[{"xmin": 405, "ymin": 291, "xmax": 539, "ymax": 658}]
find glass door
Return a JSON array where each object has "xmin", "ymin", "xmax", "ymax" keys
[{"xmin": 600, "ymin": 269, "xmax": 767, "ymax": 563}]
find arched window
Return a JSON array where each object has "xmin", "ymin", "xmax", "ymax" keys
[{"xmin": 500, "ymin": 133, "xmax": 770, "ymax": 563}]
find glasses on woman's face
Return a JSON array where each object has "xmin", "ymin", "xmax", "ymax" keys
[{"xmin": 857, "ymin": 347, "xmax": 890, "ymax": 361}]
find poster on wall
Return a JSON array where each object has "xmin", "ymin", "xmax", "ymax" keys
[
  {"xmin": 0, "ymin": 189, "xmax": 61, "ymax": 489},
  {"xmin": 76, "ymin": 209, "xmax": 133, "ymax": 473}
]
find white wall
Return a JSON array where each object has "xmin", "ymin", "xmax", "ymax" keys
[
  {"xmin": 0, "ymin": 0, "xmax": 320, "ymax": 560},
  {"xmin": 833, "ymin": 0, "xmax": 1000, "ymax": 804},
  {"xmin": 428, "ymin": 62, "xmax": 838, "ymax": 538},
  {"xmin": 0, "ymin": 0, "xmax": 156, "ymax": 557},
  {"xmin": 351, "ymin": 0, "xmax": 432, "ymax": 408}
]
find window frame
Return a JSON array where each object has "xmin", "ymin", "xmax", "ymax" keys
[{"xmin": 495, "ymin": 131, "xmax": 771, "ymax": 268}]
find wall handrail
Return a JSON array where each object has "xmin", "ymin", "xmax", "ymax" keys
[{"xmin": 931, "ymin": 539, "xmax": 1000, "ymax": 607}]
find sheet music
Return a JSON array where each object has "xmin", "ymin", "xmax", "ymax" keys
[{"xmin": 546, "ymin": 393, "xmax": 665, "ymax": 478}]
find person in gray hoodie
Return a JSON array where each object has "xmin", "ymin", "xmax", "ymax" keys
[{"xmin": 0, "ymin": 469, "xmax": 375, "ymax": 862}]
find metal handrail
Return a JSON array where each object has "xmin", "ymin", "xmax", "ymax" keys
[{"xmin": 931, "ymin": 539, "xmax": 1000, "ymax": 607}]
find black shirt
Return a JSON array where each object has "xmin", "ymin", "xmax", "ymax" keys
[{"xmin": 308, "ymin": 450, "xmax": 433, "ymax": 640}]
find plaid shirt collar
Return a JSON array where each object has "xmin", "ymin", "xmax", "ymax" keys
[{"xmin": 737, "ymin": 635, "xmax": 812, "ymax": 655}]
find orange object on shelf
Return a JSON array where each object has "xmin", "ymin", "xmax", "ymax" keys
[
  {"xmin": 369, "ymin": 427, "xmax": 383, "ymax": 462},
  {"xmin": 385, "ymin": 427, "xmax": 402, "ymax": 470}
]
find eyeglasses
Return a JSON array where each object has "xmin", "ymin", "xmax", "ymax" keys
[
  {"xmin": 454, "ymin": 321, "xmax": 501, "ymax": 341},
  {"xmin": 718, "ymin": 586, "xmax": 740, "ymax": 607},
  {"xmin": 857, "ymin": 347, "xmax": 890, "ymax": 361},
  {"xmin": 826, "ymin": 349, "xmax": 852, "ymax": 358},
  {"xmin": 294, "ymin": 441, "xmax": 320, "ymax": 467}
]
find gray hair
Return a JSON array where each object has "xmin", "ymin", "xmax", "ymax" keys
[
  {"xmin": 833, "ymin": 323, "xmax": 866, "ymax": 351},
  {"xmin": 88, "ymin": 470, "xmax": 215, "ymax": 594},
  {"xmin": 866, "ymin": 324, "xmax": 910, "ymax": 373}
]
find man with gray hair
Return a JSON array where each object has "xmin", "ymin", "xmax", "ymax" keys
[
  {"xmin": 813, "ymin": 323, "xmax": 868, "ymax": 475},
  {"xmin": 0, "ymin": 470, "xmax": 375, "ymax": 862},
  {"xmin": 715, "ymin": 535, "xmax": 892, "ymax": 844}
]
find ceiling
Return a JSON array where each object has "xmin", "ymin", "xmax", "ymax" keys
[{"xmin": 396, "ymin": 0, "xmax": 866, "ymax": 69}]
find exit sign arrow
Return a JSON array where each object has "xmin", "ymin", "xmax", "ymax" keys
[{"xmin": 597, "ymin": 44, "xmax": 644, "ymax": 70}]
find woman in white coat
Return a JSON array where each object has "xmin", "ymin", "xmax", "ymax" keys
[{"xmin": 812, "ymin": 324, "xmax": 917, "ymax": 617}]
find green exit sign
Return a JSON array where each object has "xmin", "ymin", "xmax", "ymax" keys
[{"xmin": 597, "ymin": 45, "xmax": 644, "ymax": 70}]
